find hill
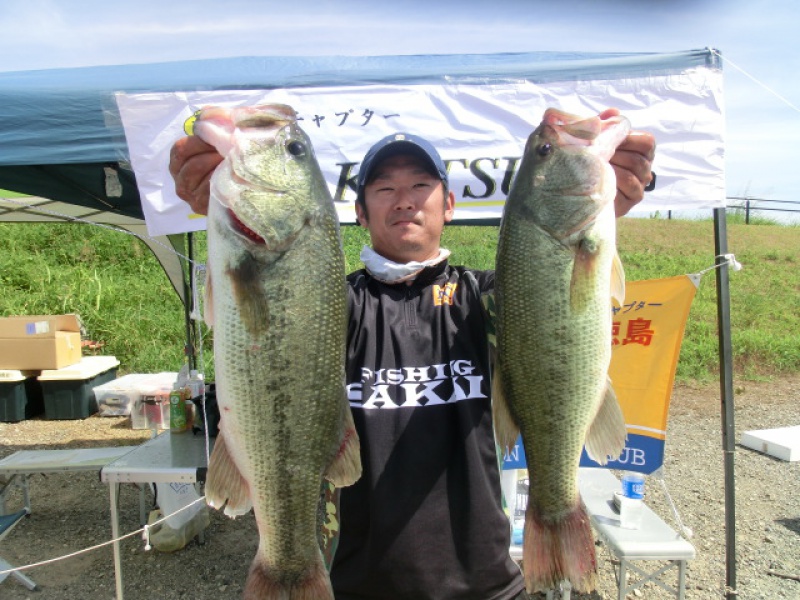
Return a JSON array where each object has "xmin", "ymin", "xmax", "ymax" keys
[{"xmin": 1, "ymin": 218, "xmax": 797, "ymax": 381}]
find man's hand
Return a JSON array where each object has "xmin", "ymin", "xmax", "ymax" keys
[
  {"xmin": 168, "ymin": 135, "xmax": 223, "ymax": 216},
  {"xmin": 600, "ymin": 109, "xmax": 657, "ymax": 217}
]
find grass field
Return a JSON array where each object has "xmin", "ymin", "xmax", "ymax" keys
[{"xmin": 0, "ymin": 216, "xmax": 797, "ymax": 381}]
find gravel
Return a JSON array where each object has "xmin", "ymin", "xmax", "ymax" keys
[{"xmin": 1, "ymin": 375, "xmax": 799, "ymax": 599}]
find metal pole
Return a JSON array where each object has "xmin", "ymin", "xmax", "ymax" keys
[
  {"xmin": 182, "ymin": 232, "xmax": 196, "ymax": 370},
  {"xmin": 713, "ymin": 207, "xmax": 737, "ymax": 598}
]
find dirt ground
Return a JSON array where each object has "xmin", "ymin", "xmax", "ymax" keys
[{"xmin": 1, "ymin": 374, "xmax": 799, "ymax": 599}]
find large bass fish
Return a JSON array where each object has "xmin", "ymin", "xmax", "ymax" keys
[
  {"xmin": 194, "ymin": 104, "xmax": 361, "ymax": 600},
  {"xmin": 493, "ymin": 108, "xmax": 629, "ymax": 593}
]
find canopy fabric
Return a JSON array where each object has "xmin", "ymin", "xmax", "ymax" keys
[{"xmin": 0, "ymin": 49, "xmax": 716, "ymax": 169}]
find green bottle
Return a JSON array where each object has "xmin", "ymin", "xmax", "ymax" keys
[{"xmin": 169, "ymin": 386, "xmax": 188, "ymax": 433}]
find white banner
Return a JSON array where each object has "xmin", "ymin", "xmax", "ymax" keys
[{"xmin": 117, "ymin": 68, "xmax": 724, "ymax": 236}]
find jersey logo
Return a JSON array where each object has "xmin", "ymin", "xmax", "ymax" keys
[
  {"xmin": 432, "ymin": 282, "xmax": 458, "ymax": 306},
  {"xmin": 348, "ymin": 360, "xmax": 488, "ymax": 409}
]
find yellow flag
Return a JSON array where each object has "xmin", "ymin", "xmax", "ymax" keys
[
  {"xmin": 584, "ymin": 275, "xmax": 698, "ymax": 473},
  {"xmin": 500, "ymin": 275, "xmax": 697, "ymax": 474}
]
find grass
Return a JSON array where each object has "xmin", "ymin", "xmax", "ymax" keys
[{"xmin": 0, "ymin": 217, "xmax": 797, "ymax": 382}]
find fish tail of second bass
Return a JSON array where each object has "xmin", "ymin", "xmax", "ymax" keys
[
  {"xmin": 244, "ymin": 554, "xmax": 333, "ymax": 600},
  {"xmin": 523, "ymin": 502, "xmax": 598, "ymax": 594}
]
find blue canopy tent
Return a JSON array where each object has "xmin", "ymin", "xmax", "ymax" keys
[{"xmin": 0, "ymin": 49, "xmax": 739, "ymax": 597}]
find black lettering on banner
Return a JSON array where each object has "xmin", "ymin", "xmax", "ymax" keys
[
  {"xmin": 500, "ymin": 157, "xmax": 521, "ymax": 195},
  {"xmin": 334, "ymin": 162, "xmax": 358, "ymax": 203},
  {"xmin": 463, "ymin": 158, "xmax": 499, "ymax": 199}
]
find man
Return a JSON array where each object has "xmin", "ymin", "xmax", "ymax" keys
[{"xmin": 169, "ymin": 112, "xmax": 655, "ymax": 599}]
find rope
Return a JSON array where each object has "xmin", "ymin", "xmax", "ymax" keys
[
  {"xmin": 0, "ymin": 495, "xmax": 208, "ymax": 576},
  {"xmin": 711, "ymin": 49, "xmax": 800, "ymax": 114}
]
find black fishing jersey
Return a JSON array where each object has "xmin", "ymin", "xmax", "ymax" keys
[{"xmin": 331, "ymin": 261, "xmax": 525, "ymax": 600}]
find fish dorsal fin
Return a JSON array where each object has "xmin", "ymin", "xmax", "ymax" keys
[
  {"xmin": 324, "ymin": 402, "xmax": 362, "ymax": 488},
  {"xmin": 610, "ymin": 252, "xmax": 626, "ymax": 306},
  {"xmin": 584, "ymin": 377, "xmax": 627, "ymax": 465},
  {"xmin": 205, "ymin": 433, "xmax": 253, "ymax": 517}
]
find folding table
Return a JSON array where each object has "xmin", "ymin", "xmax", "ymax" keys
[
  {"xmin": 0, "ymin": 445, "xmax": 137, "ymax": 592},
  {"xmin": 100, "ymin": 431, "xmax": 212, "ymax": 600}
]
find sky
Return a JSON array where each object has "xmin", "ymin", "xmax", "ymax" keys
[{"xmin": 1, "ymin": 0, "xmax": 798, "ymax": 219}]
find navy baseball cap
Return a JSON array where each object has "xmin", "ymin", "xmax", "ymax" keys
[{"xmin": 356, "ymin": 133, "xmax": 448, "ymax": 204}]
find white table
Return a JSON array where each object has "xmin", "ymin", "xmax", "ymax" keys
[
  {"xmin": 100, "ymin": 432, "xmax": 213, "ymax": 600},
  {"xmin": 578, "ymin": 467, "xmax": 695, "ymax": 600},
  {"xmin": 0, "ymin": 446, "xmax": 137, "ymax": 514}
]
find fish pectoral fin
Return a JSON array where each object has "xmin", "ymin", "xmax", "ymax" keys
[
  {"xmin": 491, "ymin": 361, "xmax": 520, "ymax": 451},
  {"xmin": 569, "ymin": 235, "xmax": 601, "ymax": 312},
  {"xmin": 227, "ymin": 254, "xmax": 270, "ymax": 338},
  {"xmin": 584, "ymin": 377, "xmax": 627, "ymax": 465},
  {"xmin": 205, "ymin": 433, "xmax": 253, "ymax": 517},
  {"xmin": 610, "ymin": 252, "xmax": 626, "ymax": 306},
  {"xmin": 324, "ymin": 404, "xmax": 362, "ymax": 488},
  {"xmin": 203, "ymin": 270, "xmax": 215, "ymax": 328}
]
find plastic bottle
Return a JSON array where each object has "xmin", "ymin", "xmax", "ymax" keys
[
  {"xmin": 619, "ymin": 471, "xmax": 645, "ymax": 529},
  {"xmin": 169, "ymin": 383, "xmax": 189, "ymax": 433},
  {"xmin": 188, "ymin": 370, "xmax": 204, "ymax": 399}
]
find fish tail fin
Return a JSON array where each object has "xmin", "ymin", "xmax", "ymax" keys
[
  {"xmin": 206, "ymin": 433, "xmax": 253, "ymax": 516},
  {"xmin": 324, "ymin": 404, "xmax": 362, "ymax": 488},
  {"xmin": 244, "ymin": 553, "xmax": 333, "ymax": 600},
  {"xmin": 523, "ymin": 501, "xmax": 597, "ymax": 594},
  {"xmin": 584, "ymin": 377, "xmax": 627, "ymax": 465},
  {"xmin": 491, "ymin": 361, "xmax": 520, "ymax": 450}
]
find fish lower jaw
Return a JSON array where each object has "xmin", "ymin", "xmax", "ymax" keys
[{"xmin": 227, "ymin": 209, "xmax": 267, "ymax": 245}]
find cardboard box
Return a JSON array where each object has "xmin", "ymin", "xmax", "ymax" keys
[
  {"xmin": 0, "ymin": 314, "xmax": 83, "ymax": 370},
  {"xmin": 38, "ymin": 356, "xmax": 119, "ymax": 419},
  {"xmin": 0, "ymin": 369, "xmax": 44, "ymax": 422}
]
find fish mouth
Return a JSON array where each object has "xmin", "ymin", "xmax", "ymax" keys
[
  {"xmin": 543, "ymin": 108, "xmax": 630, "ymax": 161},
  {"xmin": 228, "ymin": 209, "xmax": 267, "ymax": 245}
]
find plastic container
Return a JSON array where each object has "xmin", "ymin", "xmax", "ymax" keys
[
  {"xmin": 621, "ymin": 472, "xmax": 646, "ymax": 499},
  {"xmin": 0, "ymin": 369, "xmax": 44, "ymax": 422},
  {"xmin": 130, "ymin": 373, "xmax": 177, "ymax": 430},
  {"xmin": 187, "ymin": 370, "xmax": 204, "ymax": 400},
  {"xmin": 93, "ymin": 373, "xmax": 153, "ymax": 416},
  {"xmin": 619, "ymin": 471, "xmax": 646, "ymax": 529},
  {"xmin": 38, "ymin": 356, "xmax": 119, "ymax": 419},
  {"xmin": 619, "ymin": 495, "xmax": 644, "ymax": 529},
  {"xmin": 511, "ymin": 518, "xmax": 524, "ymax": 546}
]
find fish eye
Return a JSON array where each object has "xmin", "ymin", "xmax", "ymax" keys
[
  {"xmin": 286, "ymin": 140, "xmax": 306, "ymax": 157},
  {"xmin": 536, "ymin": 143, "xmax": 553, "ymax": 157}
]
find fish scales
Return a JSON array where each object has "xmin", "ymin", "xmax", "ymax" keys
[
  {"xmin": 493, "ymin": 108, "xmax": 629, "ymax": 594},
  {"xmin": 195, "ymin": 104, "xmax": 361, "ymax": 599}
]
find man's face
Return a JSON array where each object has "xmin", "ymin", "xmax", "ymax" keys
[{"xmin": 356, "ymin": 154, "xmax": 455, "ymax": 264}]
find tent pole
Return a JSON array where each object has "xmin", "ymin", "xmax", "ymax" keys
[
  {"xmin": 183, "ymin": 231, "xmax": 197, "ymax": 371},
  {"xmin": 713, "ymin": 207, "xmax": 737, "ymax": 598}
]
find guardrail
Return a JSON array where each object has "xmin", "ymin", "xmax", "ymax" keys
[{"xmin": 726, "ymin": 196, "xmax": 800, "ymax": 224}]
